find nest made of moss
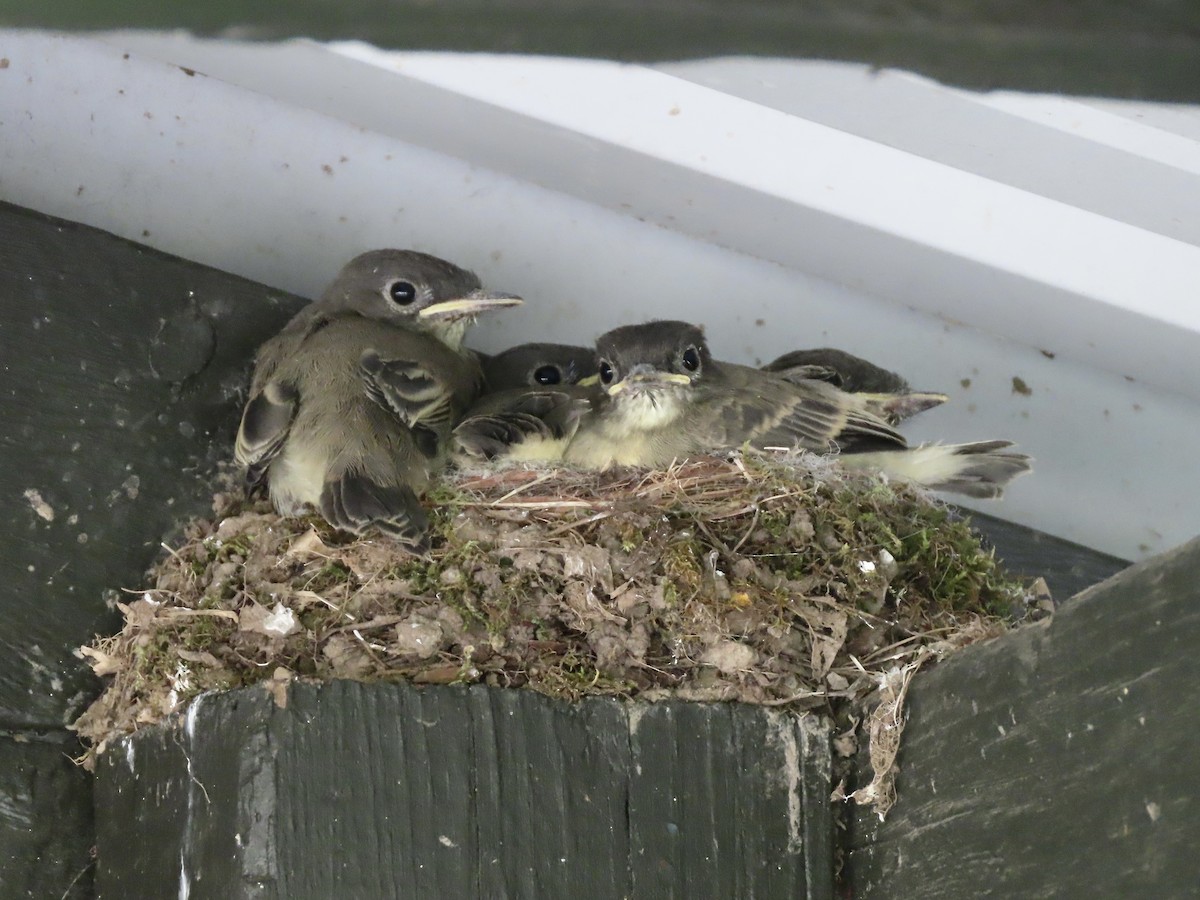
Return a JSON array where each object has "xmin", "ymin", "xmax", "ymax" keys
[{"xmin": 74, "ymin": 450, "xmax": 1044, "ymax": 817}]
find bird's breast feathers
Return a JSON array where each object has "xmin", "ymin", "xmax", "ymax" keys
[
  {"xmin": 565, "ymin": 389, "xmax": 690, "ymax": 468},
  {"xmin": 606, "ymin": 388, "xmax": 688, "ymax": 432}
]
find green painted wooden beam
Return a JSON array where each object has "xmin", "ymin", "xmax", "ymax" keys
[
  {"xmin": 96, "ymin": 685, "xmax": 834, "ymax": 898},
  {"xmin": 0, "ymin": 201, "xmax": 304, "ymax": 727},
  {"xmin": 0, "ymin": 201, "xmax": 306, "ymax": 899},
  {"xmin": 0, "ymin": 734, "xmax": 94, "ymax": 899},
  {"xmin": 848, "ymin": 535, "xmax": 1200, "ymax": 896}
]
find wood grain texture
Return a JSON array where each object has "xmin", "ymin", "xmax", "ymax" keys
[
  {"xmin": 0, "ymin": 734, "xmax": 95, "ymax": 900},
  {"xmin": 0, "ymin": 200, "xmax": 304, "ymax": 726},
  {"xmin": 847, "ymin": 535, "xmax": 1200, "ymax": 897},
  {"xmin": 96, "ymin": 683, "xmax": 833, "ymax": 899},
  {"xmin": 0, "ymin": 200, "xmax": 305, "ymax": 900}
]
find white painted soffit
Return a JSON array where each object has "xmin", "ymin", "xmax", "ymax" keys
[
  {"xmin": 333, "ymin": 49, "xmax": 1200, "ymax": 406},
  {"xmin": 85, "ymin": 33, "xmax": 1200, "ymax": 404},
  {"xmin": 657, "ymin": 58, "xmax": 1200, "ymax": 243}
]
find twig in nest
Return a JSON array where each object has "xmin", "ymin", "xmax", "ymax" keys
[{"xmin": 847, "ymin": 648, "xmax": 931, "ymax": 819}]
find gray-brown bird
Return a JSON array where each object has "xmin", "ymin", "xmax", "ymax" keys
[
  {"xmin": 763, "ymin": 347, "xmax": 914, "ymax": 395},
  {"xmin": 471, "ymin": 339, "xmax": 936, "ymax": 436},
  {"xmin": 563, "ymin": 320, "xmax": 1031, "ymax": 498},
  {"xmin": 477, "ymin": 342, "xmax": 912, "ymax": 398},
  {"xmin": 479, "ymin": 342, "xmax": 598, "ymax": 391},
  {"xmin": 234, "ymin": 249, "xmax": 521, "ymax": 546},
  {"xmin": 763, "ymin": 349, "xmax": 948, "ymax": 424},
  {"xmin": 454, "ymin": 343, "xmax": 599, "ymax": 463},
  {"xmin": 454, "ymin": 336, "xmax": 945, "ymax": 466}
]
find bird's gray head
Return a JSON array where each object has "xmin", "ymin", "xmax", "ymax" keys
[
  {"xmin": 593, "ymin": 320, "xmax": 715, "ymax": 427},
  {"xmin": 317, "ymin": 249, "xmax": 522, "ymax": 349},
  {"xmin": 482, "ymin": 342, "xmax": 598, "ymax": 391},
  {"xmin": 595, "ymin": 320, "xmax": 714, "ymax": 391}
]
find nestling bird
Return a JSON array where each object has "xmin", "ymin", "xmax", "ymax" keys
[
  {"xmin": 563, "ymin": 321, "xmax": 905, "ymax": 467},
  {"xmin": 563, "ymin": 320, "xmax": 1031, "ymax": 497},
  {"xmin": 765, "ymin": 349, "xmax": 947, "ymax": 425},
  {"xmin": 454, "ymin": 342, "xmax": 599, "ymax": 463},
  {"xmin": 763, "ymin": 347, "xmax": 914, "ymax": 395},
  {"xmin": 458, "ymin": 339, "xmax": 938, "ymax": 464},
  {"xmin": 481, "ymin": 341, "xmax": 910, "ymax": 398},
  {"xmin": 234, "ymin": 249, "xmax": 521, "ymax": 547},
  {"xmin": 479, "ymin": 342, "xmax": 598, "ymax": 391}
]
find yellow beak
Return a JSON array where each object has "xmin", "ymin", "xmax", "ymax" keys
[
  {"xmin": 419, "ymin": 290, "xmax": 523, "ymax": 321},
  {"xmin": 606, "ymin": 371, "xmax": 691, "ymax": 394}
]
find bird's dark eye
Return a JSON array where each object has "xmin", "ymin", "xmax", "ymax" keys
[
  {"xmin": 599, "ymin": 360, "xmax": 615, "ymax": 385},
  {"xmin": 681, "ymin": 346, "xmax": 701, "ymax": 372},
  {"xmin": 532, "ymin": 365, "xmax": 562, "ymax": 386},
  {"xmin": 387, "ymin": 280, "xmax": 418, "ymax": 306}
]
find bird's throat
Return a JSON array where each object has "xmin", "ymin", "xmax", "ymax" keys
[{"xmin": 608, "ymin": 388, "xmax": 687, "ymax": 432}]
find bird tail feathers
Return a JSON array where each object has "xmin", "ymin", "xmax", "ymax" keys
[
  {"xmin": 842, "ymin": 440, "xmax": 1032, "ymax": 498},
  {"xmin": 319, "ymin": 472, "xmax": 429, "ymax": 550},
  {"xmin": 855, "ymin": 391, "xmax": 949, "ymax": 425}
]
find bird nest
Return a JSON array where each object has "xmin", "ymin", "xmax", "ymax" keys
[{"xmin": 73, "ymin": 451, "xmax": 1041, "ymax": 817}]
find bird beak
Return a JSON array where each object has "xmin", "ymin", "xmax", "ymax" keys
[
  {"xmin": 419, "ymin": 289, "xmax": 523, "ymax": 322},
  {"xmin": 606, "ymin": 368, "xmax": 691, "ymax": 394},
  {"xmin": 576, "ymin": 373, "xmax": 601, "ymax": 387}
]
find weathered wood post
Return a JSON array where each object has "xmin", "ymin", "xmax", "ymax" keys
[
  {"xmin": 847, "ymin": 536, "xmax": 1200, "ymax": 897},
  {"xmin": 0, "ymin": 201, "xmax": 304, "ymax": 898},
  {"xmin": 95, "ymin": 685, "xmax": 834, "ymax": 898}
]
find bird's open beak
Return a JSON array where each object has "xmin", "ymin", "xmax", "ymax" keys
[
  {"xmin": 419, "ymin": 289, "xmax": 523, "ymax": 321},
  {"xmin": 606, "ymin": 369, "xmax": 691, "ymax": 394}
]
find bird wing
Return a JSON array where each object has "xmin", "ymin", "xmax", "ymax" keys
[
  {"xmin": 320, "ymin": 472, "xmax": 429, "ymax": 550},
  {"xmin": 705, "ymin": 366, "xmax": 908, "ymax": 453},
  {"xmin": 856, "ymin": 390, "xmax": 948, "ymax": 425},
  {"xmin": 358, "ymin": 348, "xmax": 482, "ymax": 432},
  {"xmin": 453, "ymin": 389, "xmax": 590, "ymax": 462},
  {"xmin": 359, "ymin": 350, "xmax": 445, "ymax": 428},
  {"xmin": 235, "ymin": 379, "xmax": 298, "ymax": 484},
  {"xmin": 236, "ymin": 319, "xmax": 337, "ymax": 484},
  {"xmin": 770, "ymin": 363, "xmax": 844, "ymax": 386},
  {"xmin": 763, "ymin": 348, "xmax": 912, "ymax": 394}
]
